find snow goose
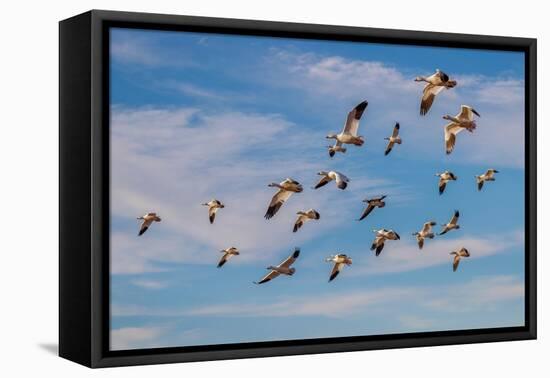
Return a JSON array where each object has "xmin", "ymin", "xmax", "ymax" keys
[
  {"xmin": 202, "ymin": 199, "xmax": 225, "ymax": 224},
  {"xmin": 439, "ymin": 210, "xmax": 460, "ymax": 235},
  {"xmin": 370, "ymin": 229, "xmax": 400, "ymax": 256},
  {"xmin": 415, "ymin": 69, "xmax": 457, "ymax": 115},
  {"xmin": 314, "ymin": 171, "xmax": 349, "ymax": 190},
  {"xmin": 264, "ymin": 178, "xmax": 303, "ymax": 219},
  {"xmin": 384, "ymin": 123, "xmax": 402, "ymax": 156},
  {"xmin": 326, "ymin": 101, "xmax": 368, "ymax": 157},
  {"xmin": 137, "ymin": 212, "xmax": 161, "ymax": 236},
  {"xmin": 217, "ymin": 247, "xmax": 240, "ymax": 268},
  {"xmin": 412, "ymin": 221, "xmax": 437, "ymax": 249},
  {"xmin": 476, "ymin": 169, "xmax": 499, "ymax": 191},
  {"xmin": 325, "ymin": 254, "xmax": 353, "ymax": 282},
  {"xmin": 435, "ymin": 171, "xmax": 457, "ymax": 195},
  {"xmin": 254, "ymin": 248, "xmax": 300, "ymax": 284},
  {"xmin": 443, "ymin": 105, "xmax": 481, "ymax": 154},
  {"xmin": 450, "ymin": 247, "xmax": 470, "ymax": 272},
  {"xmin": 357, "ymin": 195, "xmax": 386, "ymax": 221},
  {"xmin": 293, "ymin": 209, "xmax": 320, "ymax": 233}
]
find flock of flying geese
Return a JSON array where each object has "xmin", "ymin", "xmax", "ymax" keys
[{"xmin": 136, "ymin": 69, "xmax": 500, "ymax": 284}]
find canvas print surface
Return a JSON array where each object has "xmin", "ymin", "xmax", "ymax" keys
[{"xmin": 109, "ymin": 27, "xmax": 526, "ymax": 351}]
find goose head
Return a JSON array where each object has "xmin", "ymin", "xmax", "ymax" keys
[
  {"xmin": 317, "ymin": 171, "xmax": 329, "ymax": 176},
  {"xmin": 442, "ymin": 114, "xmax": 459, "ymax": 123},
  {"xmin": 414, "ymin": 76, "xmax": 427, "ymax": 82},
  {"xmin": 268, "ymin": 182, "xmax": 283, "ymax": 189},
  {"xmin": 326, "ymin": 133, "xmax": 338, "ymax": 139}
]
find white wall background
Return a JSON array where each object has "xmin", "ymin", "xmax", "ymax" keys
[{"xmin": 0, "ymin": 0, "xmax": 546, "ymax": 376}]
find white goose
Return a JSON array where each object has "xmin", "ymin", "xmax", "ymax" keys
[
  {"xmin": 443, "ymin": 105, "xmax": 481, "ymax": 154},
  {"xmin": 357, "ymin": 195, "xmax": 386, "ymax": 221},
  {"xmin": 327, "ymin": 101, "xmax": 368, "ymax": 157},
  {"xmin": 412, "ymin": 221, "xmax": 437, "ymax": 250},
  {"xmin": 202, "ymin": 199, "xmax": 225, "ymax": 224},
  {"xmin": 264, "ymin": 178, "xmax": 303, "ymax": 219},
  {"xmin": 137, "ymin": 212, "xmax": 161, "ymax": 236},
  {"xmin": 314, "ymin": 171, "xmax": 350, "ymax": 190},
  {"xmin": 415, "ymin": 69, "xmax": 457, "ymax": 115},
  {"xmin": 450, "ymin": 247, "xmax": 470, "ymax": 272},
  {"xmin": 254, "ymin": 248, "xmax": 300, "ymax": 284},
  {"xmin": 371, "ymin": 229, "xmax": 400, "ymax": 256},
  {"xmin": 293, "ymin": 209, "xmax": 320, "ymax": 233},
  {"xmin": 217, "ymin": 247, "xmax": 240, "ymax": 268},
  {"xmin": 384, "ymin": 123, "xmax": 402, "ymax": 156},
  {"xmin": 439, "ymin": 210, "xmax": 460, "ymax": 235},
  {"xmin": 476, "ymin": 169, "xmax": 499, "ymax": 191},
  {"xmin": 325, "ymin": 254, "xmax": 353, "ymax": 282},
  {"xmin": 435, "ymin": 171, "xmax": 457, "ymax": 195}
]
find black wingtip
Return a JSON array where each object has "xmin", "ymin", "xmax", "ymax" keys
[{"xmin": 292, "ymin": 248, "xmax": 301, "ymax": 258}]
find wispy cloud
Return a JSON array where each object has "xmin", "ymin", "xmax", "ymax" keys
[{"xmin": 110, "ymin": 326, "xmax": 166, "ymax": 350}]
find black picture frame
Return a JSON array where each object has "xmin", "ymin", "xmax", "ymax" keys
[{"xmin": 59, "ymin": 9, "xmax": 537, "ymax": 368}]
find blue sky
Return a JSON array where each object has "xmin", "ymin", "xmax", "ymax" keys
[{"xmin": 109, "ymin": 28, "xmax": 525, "ymax": 350}]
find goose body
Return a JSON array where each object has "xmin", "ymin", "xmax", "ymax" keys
[
  {"xmin": 293, "ymin": 209, "xmax": 321, "ymax": 233},
  {"xmin": 254, "ymin": 248, "xmax": 300, "ymax": 284},
  {"xmin": 327, "ymin": 101, "xmax": 368, "ymax": 157},
  {"xmin": 314, "ymin": 171, "xmax": 350, "ymax": 190},
  {"xmin": 415, "ymin": 69, "xmax": 457, "ymax": 115},
  {"xmin": 412, "ymin": 221, "xmax": 437, "ymax": 249},
  {"xmin": 384, "ymin": 123, "xmax": 402, "ymax": 156},
  {"xmin": 476, "ymin": 169, "xmax": 499, "ymax": 191},
  {"xmin": 450, "ymin": 247, "xmax": 470, "ymax": 272},
  {"xmin": 371, "ymin": 228, "xmax": 400, "ymax": 256},
  {"xmin": 137, "ymin": 212, "xmax": 161, "ymax": 236},
  {"xmin": 264, "ymin": 178, "xmax": 303, "ymax": 219},
  {"xmin": 435, "ymin": 171, "xmax": 457, "ymax": 195},
  {"xmin": 202, "ymin": 199, "xmax": 225, "ymax": 224},
  {"xmin": 443, "ymin": 105, "xmax": 481, "ymax": 154},
  {"xmin": 439, "ymin": 210, "xmax": 460, "ymax": 235},
  {"xmin": 326, "ymin": 254, "xmax": 353, "ymax": 282},
  {"xmin": 217, "ymin": 247, "xmax": 240, "ymax": 268},
  {"xmin": 358, "ymin": 195, "xmax": 386, "ymax": 221}
]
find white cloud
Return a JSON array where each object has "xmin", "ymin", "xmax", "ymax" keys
[
  {"xmin": 110, "ymin": 326, "xmax": 165, "ymax": 350},
  {"xmin": 130, "ymin": 279, "xmax": 169, "ymax": 290}
]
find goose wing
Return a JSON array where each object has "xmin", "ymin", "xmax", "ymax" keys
[
  {"xmin": 265, "ymin": 189, "xmax": 293, "ymax": 219},
  {"xmin": 392, "ymin": 123, "xmax": 400, "ymax": 138},
  {"xmin": 138, "ymin": 218, "xmax": 153, "ymax": 236},
  {"xmin": 445, "ymin": 122, "xmax": 465, "ymax": 154},
  {"xmin": 477, "ymin": 178, "xmax": 485, "ymax": 191},
  {"xmin": 255, "ymin": 270, "xmax": 281, "ymax": 284},
  {"xmin": 420, "ymin": 84, "xmax": 444, "ymax": 115},
  {"xmin": 459, "ymin": 247, "xmax": 470, "ymax": 257},
  {"xmin": 421, "ymin": 222, "xmax": 434, "ymax": 234},
  {"xmin": 450, "ymin": 210, "xmax": 460, "ymax": 225},
  {"xmin": 343, "ymin": 101, "xmax": 368, "ymax": 136},
  {"xmin": 453, "ymin": 254, "xmax": 461, "ymax": 272},
  {"xmin": 208, "ymin": 206, "xmax": 219, "ymax": 224},
  {"xmin": 439, "ymin": 177, "xmax": 447, "ymax": 195},
  {"xmin": 329, "ymin": 262, "xmax": 344, "ymax": 282},
  {"xmin": 278, "ymin": 248, "xmax": 301, "ymax": 268},
  {"xmin": 358, "ymin": 204, "xmax": 375, "ymax": 221},
  {"xmin": 217, "ymin": 252, "xmax": 232, "ymax": 268},
  {"xmin": 293, "ymin": 214, "xmax": 307, "ymax": 233},
  {"xmin": 384, "ymin": 139, "xmax": 395, "ymax": 156},
  {"xmin": 314, "ymin": 175, "xmax": 332, "ymax": 189},
  {"xmin": 334, "ymin": 172, "xmax": 349, "ymax": 190},
  {"xmin": 417, "ymin": 235, "xmax": 424, "ymax": 250},
  {"xmin": 371, "ymin": 236, "xmax": 385, "ymax": 256},
  {"xmin": 458, "ymin": 105, "xmax": 480, "ymax": 121}
]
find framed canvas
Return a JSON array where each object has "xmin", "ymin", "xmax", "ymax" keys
[{"xmin": 59, "ymin": 10, "xmax": 537, "ymax": 368}]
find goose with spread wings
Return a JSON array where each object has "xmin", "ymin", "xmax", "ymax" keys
[
  {"xmin": 313, "ymin": 171, "xmax": 350, "ymax": 190},
  {"xmin": 217, "ymin": 247, "xmax": 240, "ymax": 268},
  {"xmin": 384, "ymin": 123, "xmax": 402, "ymax": 156},
  {"xmin": 370, "ymin": 229, "xmax": 400, "ymax": 256},
  {"xmin": 326, "ymin": 254, "xmax": 353, "ymax": 282},
  {"xmin": 450, "ymin": 247, "xmax": 470, "ymax": 272},
  {"xmin": 435, "ymin": 171, "xmax": 457, "ymax": 195},
  {"xmin": 415, "ymin": 69, "xmax": 457, "ymax": 115},
  {"xmin": 254, "ymin": 248, "xmax": 300, "ymax": 284},
  {"xmin": 327, "ymin": 101, "xmax": 368, "ymax": 157},
  {"xmin": 439, "ymin": 210, "xmax": 460, "ymax": 235},
  {"xmin": 137, "ymin": 212, "xmax": 161, "ymax": 236},
  {"xmin": 202, "ymin": 199, "xmax": 225, "ymax": 224},
  {"xmin": 476, "ymin": 169, "xmax": 499, "ymax": 191},
  {"xmin": 293, "ymin": 209, "xmax": 320, "ymax": 233},
  {"xmin": 264, "ymin": 178, "xmax": 303, "ymax": 219},
  {"xmin": 357, "ymin": 195, "xmax": 386, "ymax": 221},
  {"xmin": 412, "ymin": 221, "xmax": 437, "ymax": 249},
  {"xmin": 443, "ymin": 105, "xmax": 481, "ymax": 154}
]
